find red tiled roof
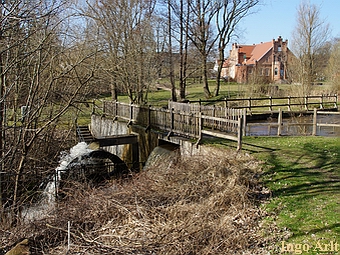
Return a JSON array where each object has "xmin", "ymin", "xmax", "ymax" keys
[
  {"xmin": 247, "ymin": 41, "xmax": 273, "ymax": 64},
  {"xmin": 238, "ymin": 45, "xmax": 255, "ymax": 59}
]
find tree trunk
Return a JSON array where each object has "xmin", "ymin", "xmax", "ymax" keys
[
  {"xmin": 168, "ymin": 0, "xmax": 177, "ymax": 102},
  {"xmin": 12, "ymin": 154, "xmax": 26, "ymax": 219},
  {"xmin": 202, "ymin": 55, "xmax": 210, "ymax": 98},
  {"xmin": 214, "ymin": 45, "xmax": 225, "ymax": 97}
]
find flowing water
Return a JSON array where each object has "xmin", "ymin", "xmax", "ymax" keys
[
  {"xmin": 143, "ymin": 143, "xmax": 180, "ymax": 170},
  {"xmin": 22, "ymin": 142, "xmax": 94, "ymax": 221}
]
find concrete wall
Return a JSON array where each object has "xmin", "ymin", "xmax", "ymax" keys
[
  {"xmin": 90, "ymin": 115, "xmax": 130, "ymax": 157},
  {"xmin": 90, "ymin": 114, "xmax": 205, "ymax": 168}
]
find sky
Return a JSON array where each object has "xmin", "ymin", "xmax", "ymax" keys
[{"xmin": 237, "ymin": 0, "xmax": 340, "ymax": 46}]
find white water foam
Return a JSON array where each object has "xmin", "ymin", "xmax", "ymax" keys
[
  {"xmin": 56, "ymin": 142, "xmax": 94, "ymax": 172},
  {"xmin": 22, "ymin": 142, "xmax": 94, "ymax": 222}
]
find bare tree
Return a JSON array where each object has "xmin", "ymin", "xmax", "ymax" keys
[
  {"xmin": 168, "ymin": 0, "xmax": 177, "ymax": 102},
  {"xmin": 326, "ymin": 39, "xmax": 340, "ymax": 93},
  {"xmin": 0, "ymin": 0, "xmax": 97, "ymax": 222},
  {"xmin": 186, "ymin": 0, "xmax": 218, "ymax": 98},
  {"xmin": 85, "ymin": 0, "xmax": 158, "ymax": 104},
  {"xmin": 291, "ymin": 0, "xmax": 331, "ymax": 95},
  {"xmin": 214, "ymin": 0, "xmax": 259, "ymax": 96}
]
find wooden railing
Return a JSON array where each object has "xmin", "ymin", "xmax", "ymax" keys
[
  {"xmin": 312, "ymin": 109, "xmax": 340, "ymax": 136},
  {"xmin": 103, "ymin": 101, "xmax": 244, "ymax": 150},
  {"xmin": 245, "ymin": 109, "xmax": 340, "ymax": 136},
  {"xmin": 101, "ymin": 96, "xmax": 339, "ymax": 150},
  {"xmin": 189, "ymin": 94, "xmax": 338, "ymax": 111}
]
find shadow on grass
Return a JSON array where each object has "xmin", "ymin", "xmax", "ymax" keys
[
  {"xmin": 292, "ymin": 223, "xmax": 340, "ymax": 238},
  {"xmin": 241, "ymin": 137, "xmax": 340, "ymax": 241}
]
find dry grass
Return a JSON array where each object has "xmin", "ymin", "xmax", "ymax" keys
[{"xmin": 1, "ymin": 147, "xmax": 271, "ymax": 255}]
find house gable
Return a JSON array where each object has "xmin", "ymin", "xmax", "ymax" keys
[
  {"xmin": 223, "ymin": 36, "xmax": 291, "ymax": 83},
  {"xmin": 247, "ymin": 41, "xmax": 273, "ymax": 65}
]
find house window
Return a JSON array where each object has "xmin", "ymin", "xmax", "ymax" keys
[
  {"xmin": 265, "ymin": 68, "xmax": 269, "ymax": 76},
  {"xmin": 274, "ymin": 67, "xmax": 278, "ymax": 76},
  {"xmin": 278, "ymin": 45, "xmax": 282, "ymax": 52},
  {"xmin": 248, "ymin": 68, "xmax": 252, "ymax": 74}
]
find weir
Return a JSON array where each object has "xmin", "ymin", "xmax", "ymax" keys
[
  {"xmin": 92, "ymin": 135, "xmax": 139, "ymax": 171},
  {"xmin": 89, "ymin": 114, "xmax": 202, "ymax": 170}
]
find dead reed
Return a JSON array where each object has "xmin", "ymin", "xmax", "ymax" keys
[{"xmin": 1, "ymin": 147, "xmax": 271, "ymax": 255}]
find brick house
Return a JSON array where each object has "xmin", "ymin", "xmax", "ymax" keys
[{"xmin": 219, "ymin": 36, "xmax": 295, "ymax": 83}]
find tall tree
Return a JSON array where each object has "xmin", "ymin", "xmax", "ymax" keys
[
  {"xmin": 85, "ymin": 0, "xmax": 158, "ymax": 104},
  {"xmin": 291, "ymin": 0, "xmax": 330, "ymax": 95},
  {"xmin": 168, "ymin": 0, "xmax": 177, "ymax": 102},
  {"xmin": 326, "ymin": 39, "xmax": 340, "ymax": 93},
  {"xmin": 0, "ymin": 0, "xmax": 97, "ymax": 222},
  {"xmin": 214, "ymin": 0, "xmax": 259, "ymax": 97},
  {"xmin": 187, "ymin": 0, "xmax": 218, "ymax": 98}
]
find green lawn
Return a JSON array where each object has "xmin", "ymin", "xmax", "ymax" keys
[{"xmin": 242, "ymin": 136, "xmax": 340, "ymax": 254}]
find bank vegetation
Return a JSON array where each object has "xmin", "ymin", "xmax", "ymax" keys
[{"xmin": 1, "ymin": 147, "xmax": 274, "ymax": 254}]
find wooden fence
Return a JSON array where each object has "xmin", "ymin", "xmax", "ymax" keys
[
  {"xmin": 312, "ymin": 109, "xmax": 340, "ymax": 136},
  {"xmin": 101, "ymin": 96, "xmax": 338, "ymax": 150},
  {"xmin": 103, "ymin": 101, "xmax": 244, "ymax": 150},
  {"xmin": 189, "ymin": 94, "xmax": 338, "ymax": 111},
  {"xmin": 245, "ymin": 109, "xmax": 340, "ymax": 136}
]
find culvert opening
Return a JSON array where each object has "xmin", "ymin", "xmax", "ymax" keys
[
  {"xmin": 144, "ymin": 140, "xmax": 180, "ymax": 170},
  {"xmin": 59, "ymin": 149, "xmax": 129, "ymax": 183}
]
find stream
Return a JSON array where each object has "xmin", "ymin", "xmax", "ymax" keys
[{"xmin": 246, "ymin": 114, "xmax": 339, "ymax": 136}]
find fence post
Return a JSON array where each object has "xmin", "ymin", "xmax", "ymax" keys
[
  {"xmin": 167, "ymin": 108, "xmax": 174, "ymax": 139},
  {"xmin": 312, "ymin": 108, "xmax": 317, "ymax": 136},
  {"xmin": 288, "ymin": 96, "xmax": 291, "ymax": 111},
  {"xmin": 171, "ymin": 108, "xmax": 174, "ymax": 131},
  {"xmin": 243, "ymin": 108, "xmax": 247, "ymax": 136},
  {"xmin": 334, "ymin": 93, "xmax": 338, "ymax": 109},
  {"xmin": 269, "ymin": 96, "xmax": 273, "ymax": 111},
  {"xmin": 320, "ymin": 95, "xmax": 324, "ymax": 109},
  {"xmin": 195, "ymin": 111, "xmax": 203, "ymax": 147},
  {"xmin": 91, "ymin": 100, "xmax": 95, "ymax": 114},
  {"xmin": 127, "ymin": 102, "xmax": 133, "ymax": 126},
  {"xmin": 115, "ymin": 101, "xmax": 118, "ymax": 118},
  {"xmin": 277, "ymin": 108, "xmax": 282, "ymax": 136},
  {"xmin": 147, "ymin": 105, "xmax": 151, "ymax": 129},
  {"xmin": 248, "ymin": 97, "xmax": 252, "ymax": 111},
  {"xmin": 237, "ymin": 116, "xmax": 243, "ymax": 151},
  {"xmin": 132, "ymin": 142, "xmax": 140, "ymax": 171},
  {"xmin": 304, "ymin": 95, "xmax": 308, "ymax": 110}
]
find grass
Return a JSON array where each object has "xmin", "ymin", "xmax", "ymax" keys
[
  {"xmin": 205, "ymin": 136, "xmax": 339, "ymax": 253},
  {"xmin": 241, "ymin": 136, "xmax": 340, "ymax": 254},
  {"xmin": 116, "ymin": 79, "xmax": 335, "ymax": 107},
  {"xmin": 117, "ymin": 80, "xmax": 247, "ymax": 106}
]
